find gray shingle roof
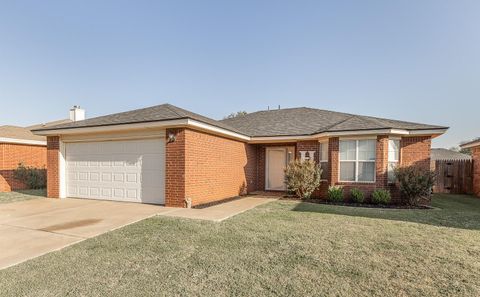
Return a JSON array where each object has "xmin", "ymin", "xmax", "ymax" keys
[
  {"xmin": 0, "ymin": 125, "xmax": 46, "ymax": 141},
  {"xmin": 32, "ymin": 104, "xmax": 244, "ymax": 134},
  {"xmin": 431, "ymin": 148, "xmax": 471, "ymax": 161},
  {"xmin": 32, "ymin": 104, "xmax": 447, "ymax": 138},
  {"xmin": 220, "ymin": 107, "xmax": 447, "ymax": 137},
  {"xmin": 0, "ymin": 119, "xmax": 71, "ymax": 142},
  {"xmin": 460, "ymin": 138, "xmax": 480, "ymax": 148}
]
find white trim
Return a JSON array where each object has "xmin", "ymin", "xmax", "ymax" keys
[
  {"xmin": 59, "ymin": 140, "xmax": 66, "ymax": 199},
  {"xmin": 32, "ymin": 118, "xmax": 249, "ymax": 141},
  {"xmin": 32, "ymin": 117, "xmax": 448, "ymax": 144},
  {"xmin": 319, "ymin": 142, "xmax": 329, "ymax": 181},
  {"xmin": 0, "ymin": 137, "xmax": 46, "ymax": 146},
  {"xmin": 408, "ymin": 129, "xmax": 448, "ymax": 136},
  {"xmin": 387, "ymin": 139, "xmax": 401, "ymax": 184},
  {"xmin": 339, "ymin": 135, "xmax": 377, "ymax": 141},
  {"xmin": 33, "ymin": 119, "xmax": 188, "ymax": 135},
  {"xmin": 249, "ymin": 135, "xmax": 311, "ymax": 143},
  {"xmin": 186, "ymin": 119, "xmax": 250, "ymax": 141},
  {"xmin": 460, "ymin": 140, "xmax": 480, "ymax": 149},
  {"xmin": 251, "ymin": 128, "xmax": 447, "ymax": 143},
  {"xmin": 61, "ymin": 131, "xmax": 166, "ymax": 143}
]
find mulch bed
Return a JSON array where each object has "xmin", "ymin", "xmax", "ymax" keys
[{"xmin": 280, "ymin": 196, "xmax": 433, "ymax": 209}]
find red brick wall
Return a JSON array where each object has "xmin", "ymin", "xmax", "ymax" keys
[
  {"xmin": 472, "ymin": 147, "xmax": 480, "ymax": 197},
  {"xmin": 0, "ymin": 143, "xmax": 47, "ymax": 192},
  {"xmin": 165, "ymin": 128, "xmax": 257, "ymax": 207},
  {"xmin": 328, "ymin": 137, "xmax": 339, "ymax": 187},
  {"xmin": 184, "ymin": 129, "xmax": 257, "ymax": 206},
  {"xmin": 165, "ymin": 128, "xmax": 186, "ymax": 207},
  {"xmin": 400, "ymin": 136, "xmax": 431, "ymax": 170},
  {"xmin": 46, "ymin": 136, "xmax": 60, "ymax": 198}
]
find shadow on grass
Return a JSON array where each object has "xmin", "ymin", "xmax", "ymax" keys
[
  {"xmin": 292, "ymin": 194, "xmax": 480, "ymax": 231},
  {"xmin": 13, "ymin": 189, "xmax": 46, "ymax": 197}
]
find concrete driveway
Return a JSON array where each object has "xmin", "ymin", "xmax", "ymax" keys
[
  {"xmin": 0, "ymin": 198, "xmax": 170, "ymax": 270},
  {"xmin": 0, "ymin": 196, "xmax": 276, "ymax": 270}
]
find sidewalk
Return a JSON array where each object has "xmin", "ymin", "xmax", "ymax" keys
[{"xmin": 162, "ymin": 196, "xmax": 277, "ymax": 222}]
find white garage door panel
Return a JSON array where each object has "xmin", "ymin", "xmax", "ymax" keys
[{"xmin": 66, "ymin": 138, "xmax": 165, "ymax": 204}]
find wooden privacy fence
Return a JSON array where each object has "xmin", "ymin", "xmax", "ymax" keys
[{"xmin": 433, "ymin": 160, "xmax": 473, "ymax": 194}]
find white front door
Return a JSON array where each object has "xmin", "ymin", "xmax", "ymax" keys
[
  {"xmin": 65, "ymin": 138, "xmax": 165, "ymax": 204},
  {"xmin": 266, "ymin": 147, "xmax": 289, "ymax": 191}
]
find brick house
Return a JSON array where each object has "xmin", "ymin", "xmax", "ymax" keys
[
  {"xmin": 32, "ymin": 104, "xmax": 447, "ymax": 207},
  {"xmin": 0, "ymin": 126, "xmax": 48, "ymax": 192},
  {"xmin": 0, "ymin": 108, "xmax": 81, "ymax": 192},
  {"xmin": 460, "ymin": 139, "xmax": 480, "ymax": 197}
]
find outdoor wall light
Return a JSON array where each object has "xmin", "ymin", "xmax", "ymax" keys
[{"xmin": 167, "ymin": 132, "xmax": 177, "ymax": 143}]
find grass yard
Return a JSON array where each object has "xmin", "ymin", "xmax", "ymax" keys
[
  {"xmin": 0, "ymin": 189, "xmax": 45, "ymax": 204},
  {"xmin": 0, "ymin": 194, "xmax": 479, "ymax": 296}
]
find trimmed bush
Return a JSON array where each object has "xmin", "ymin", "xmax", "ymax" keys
[
  {"xmin": 284, "ymin": 159, "xmax": 322, "ymax": 199},
  {"xmin": 394, "ymin": 166, "xmax": 435, "ymax": 206},
  {"xmin": 327, "ymin": 185, "xmax": 344, "ymax": 202},
  {"xmin": 371, "ymin": 189, "xmax": 391, "ymax": 205},
  {"xmin": 13, "ymin": 162, "xmax": 46, "ymax": 189},
  {"xmin": 350, "ymin": 188, "xmax": 365, "ymax": 203}
]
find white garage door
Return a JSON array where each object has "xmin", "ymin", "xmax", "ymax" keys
[{"xmin": 66, "ymin": 138, "xmax": 165, "ymax": 204}]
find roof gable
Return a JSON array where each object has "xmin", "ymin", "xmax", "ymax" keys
[{"xmin": 33, "ymin": 104, "xmax": 243, "ymax": 134}]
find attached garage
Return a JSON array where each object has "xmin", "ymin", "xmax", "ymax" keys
[{"xmin": 65, "ymin": 138, "xmax": 165, "ymax": 204}]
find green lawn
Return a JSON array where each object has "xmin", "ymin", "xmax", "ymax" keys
[
  {"xmin": 1, "ymin": 194, "xmax": 479, "ymax": 296},
  {"xmin": 0, "ymin": 189, "xmax": 45, "ymax": 204}
]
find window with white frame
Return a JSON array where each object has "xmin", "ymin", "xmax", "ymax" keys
[
  {"xmin": 339, "ymin": 139, "xmax": 376, "ymax": 182},
  {"xmin": 388, "ymin": 139, "xmax": 400, "ymax": 183},
  {"xmin": 319, "ymin": 142, "xmax": 328, "ymax": 180}
]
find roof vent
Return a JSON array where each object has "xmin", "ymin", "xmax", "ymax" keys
[{"xmin": 69, "ymin": 105, "xmax": 85, "ymax": 122}]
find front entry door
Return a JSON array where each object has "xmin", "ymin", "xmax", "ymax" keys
[{"xmin": 266, "ymin": 147, "xmax": 293, "ymax": 191}]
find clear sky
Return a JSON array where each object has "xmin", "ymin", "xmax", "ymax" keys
[{"xmin": 1, "ymin": 1, "xmax": 478, "ymax": 148}]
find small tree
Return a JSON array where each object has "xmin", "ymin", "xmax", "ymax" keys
[
  {"xmin": 394, "ymin": 166, "xmax": 435, "ymax": 206},
  {"xmin": 223, "ymin": 111, "xmax": 248, "ymax": 119},
  {"xmin": 284, "ymin": 159, "xmax": 322, "ymax": 199}
]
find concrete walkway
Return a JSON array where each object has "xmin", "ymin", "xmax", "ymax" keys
[
  {"xmin": 164, "ymin": 196, "xmax": 277, "ymax": 222},
  {"xmin": 0, "ymin": 195, "xmax": 275, "ymax": 270}
]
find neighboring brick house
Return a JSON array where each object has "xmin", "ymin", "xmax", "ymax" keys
[
  {"xmin": 32, "ymin": 104, "xmax": 448, "ymax": 207},
  {"xmin": 0, "ymin": 108, "xmax": 81, "ymax": 192},
  {"xmin": 0, "ymin": 126, "xmax": 48, "ymax": 192},
  {"xmin": 460, "ymin": 139, "xmax": 480, "ymax": 197}
]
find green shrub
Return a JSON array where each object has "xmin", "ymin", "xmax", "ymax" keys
[
  {"xmin": 371, "ymin": 189, "xmax": 391, "ymax": 205},
  {"xmin": 394, "ymin": 166, "xmax": 435, "ymax": 206},
  {"xmin": 327, "ymin": 185, "xmax": 344, "ymax": 202},
  {"xmin": 13, "ymin": 163, "xmax": 46, "ymax": 189},
  {"xmin": 284, "ymin": 159, "xmax": 322, "ymax": 199},
  {"xmin": 350, "ymin": 188, "xmax": 365, "ymax": 203}
]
